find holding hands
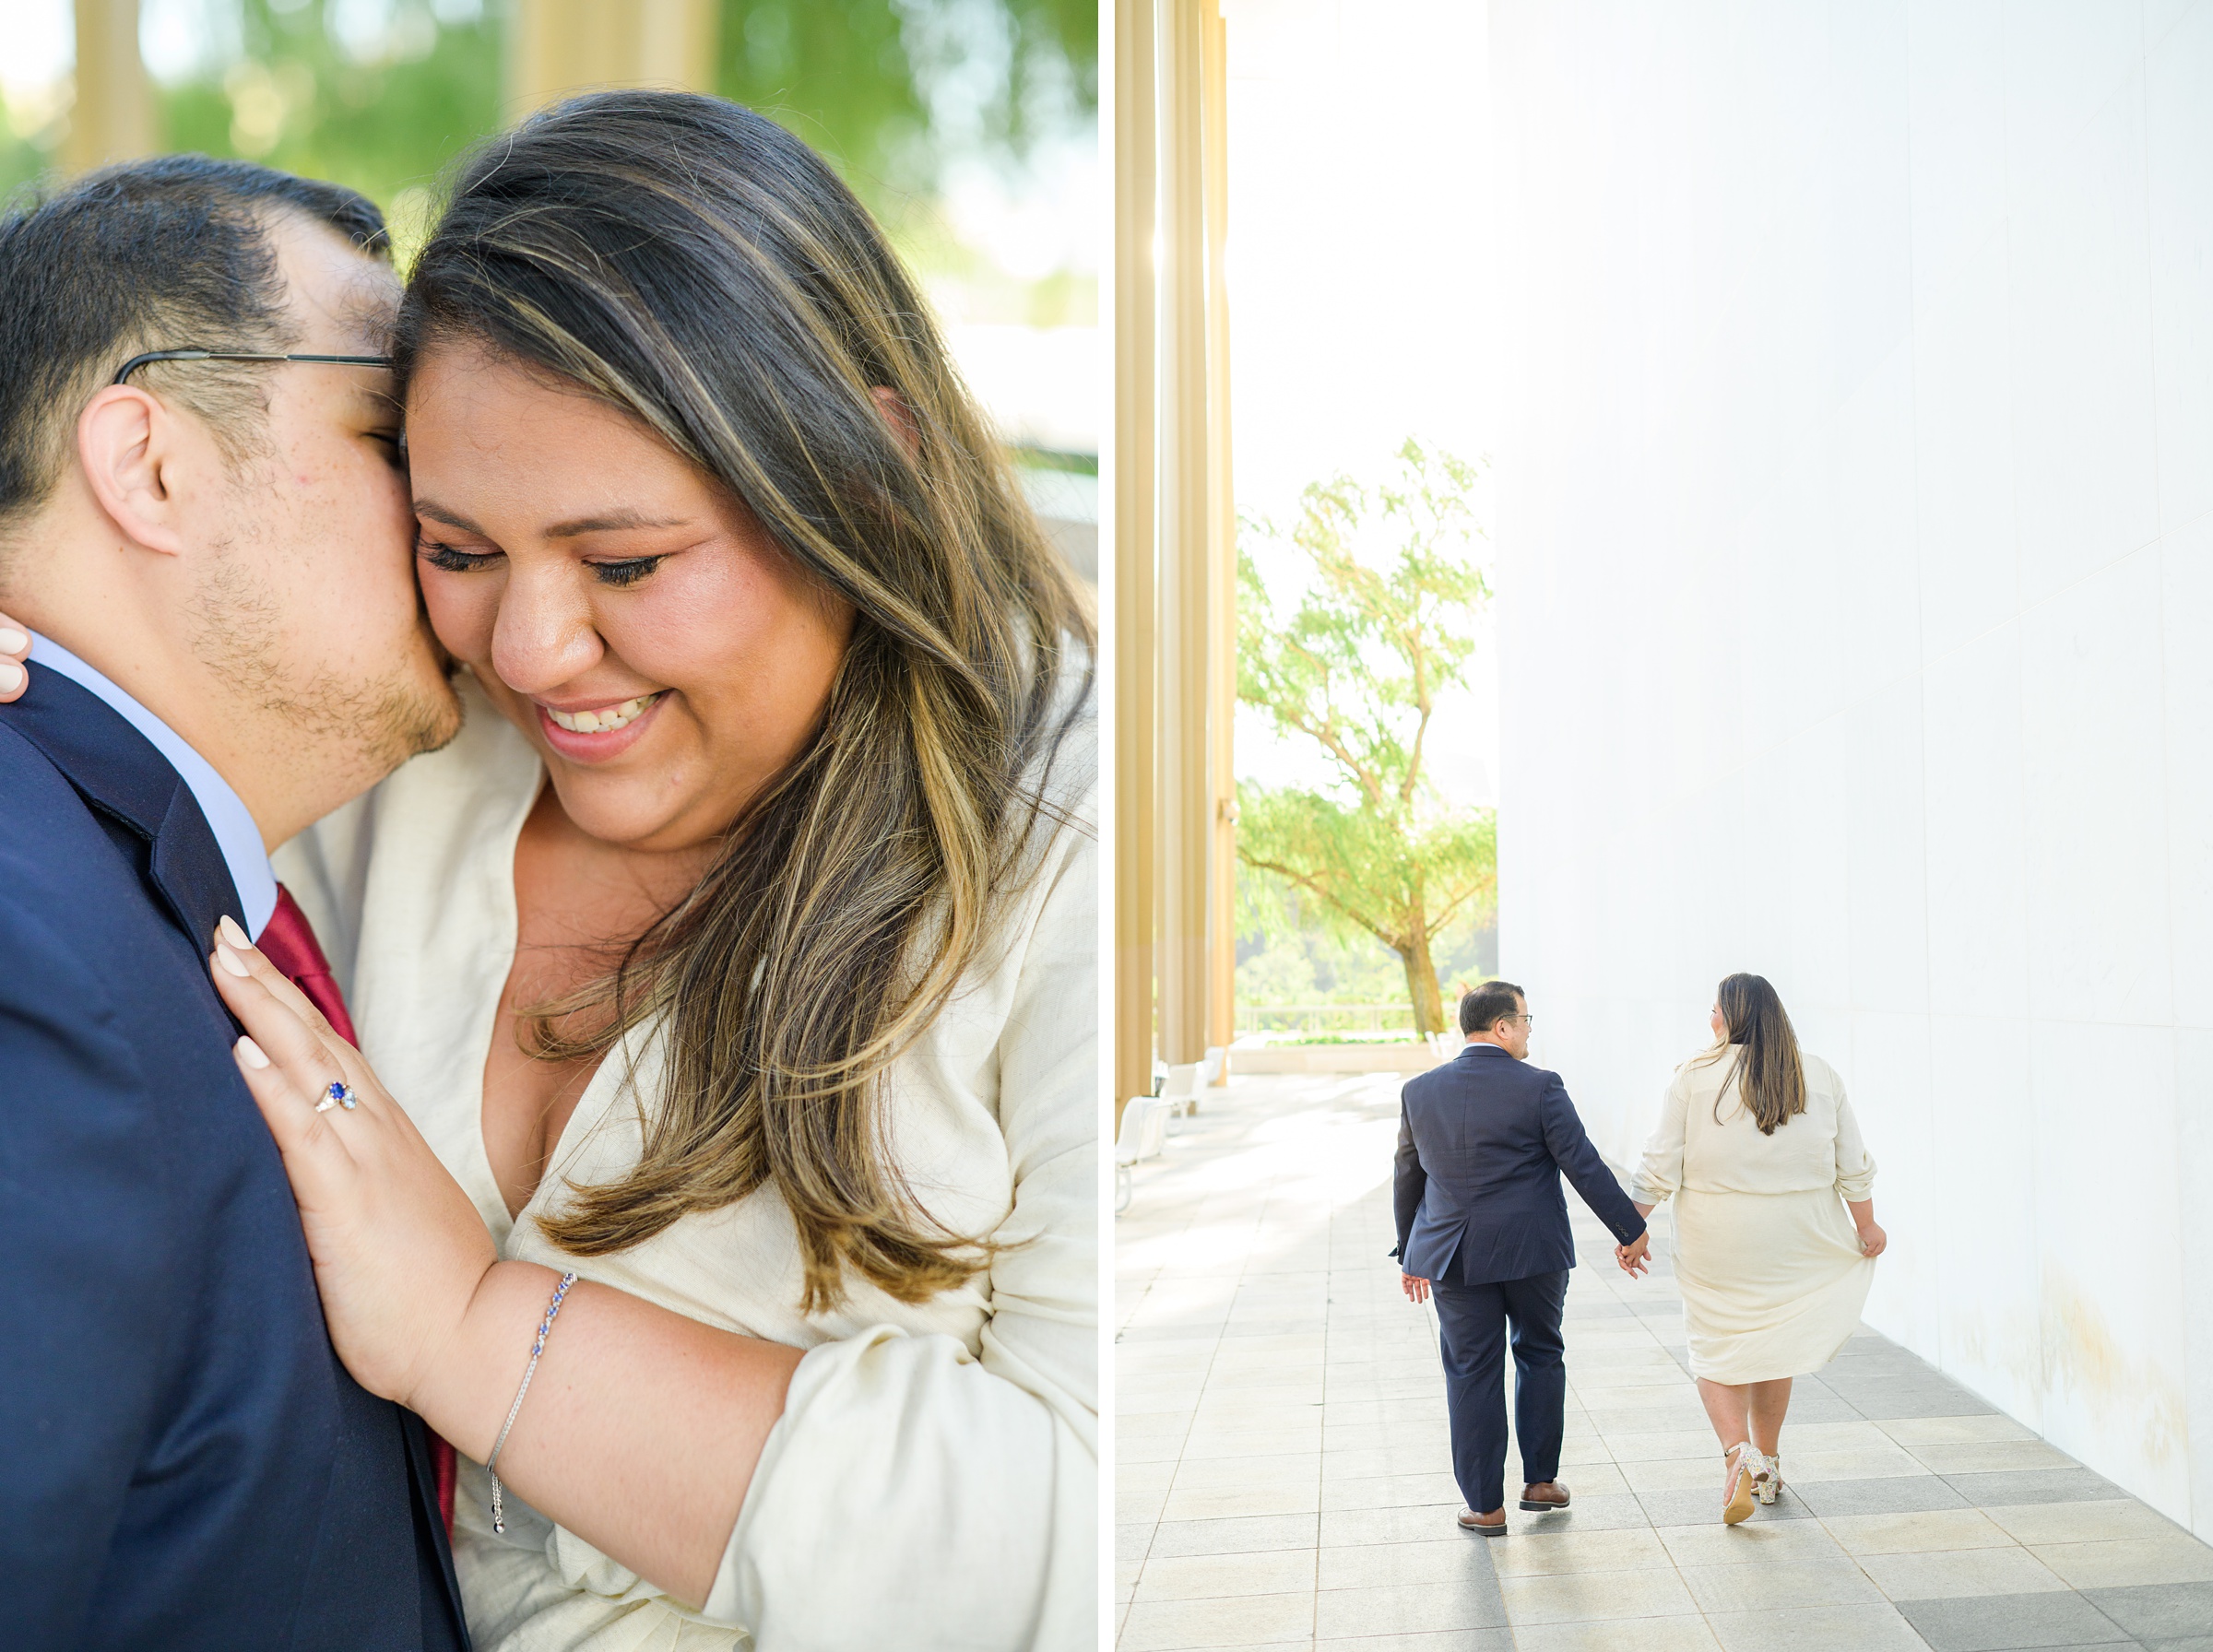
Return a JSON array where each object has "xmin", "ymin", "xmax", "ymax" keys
[{"xmin": 1617, "ymin": 1199, "xmax": 1658, "ymax": 1278}]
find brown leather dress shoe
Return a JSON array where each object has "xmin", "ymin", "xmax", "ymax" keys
[
  {"xmin": 1456, "ymin": 1507, "xmax": 1509, "ymax": 1536},
  {"xmin": 1519, "ymin": 1481, "xmax": 1571, "ymax": 1511}
]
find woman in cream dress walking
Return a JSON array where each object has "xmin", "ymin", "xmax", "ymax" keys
[{"xmin": 1626, "ymin": 974, "xmax": 1887, "ymax": 1525}]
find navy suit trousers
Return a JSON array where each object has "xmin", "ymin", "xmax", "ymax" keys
[{"xmin": 1433, "ymin": 1269, "xmax": 1569, "ymax": 1514}]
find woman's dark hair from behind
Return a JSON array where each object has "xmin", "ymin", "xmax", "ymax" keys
[
  {"xmin": 397, "ymin": 90, "xmax": 1093, "ymax": 1312},
  {"xmin": 1701, "ymin": 972, "xmax": 1806, "ymax": 1136}
]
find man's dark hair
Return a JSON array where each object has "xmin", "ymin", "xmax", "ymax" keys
[
  {"xmin": 1459, "ymin": 979, "xmax": 1526, "ymax": 1036},
  {"xmin": 0, "ymin": 154, "xmax": 386, "ymax": 540}
]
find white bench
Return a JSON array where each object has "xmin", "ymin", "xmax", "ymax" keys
[
  {"xmin": 1114, "ymin": 1096, "xmax": 1172, "ymax": 1211},
  {"xmin": 1160, "ymin": 1062, "xmax": 1201, "ymax": 1117}
]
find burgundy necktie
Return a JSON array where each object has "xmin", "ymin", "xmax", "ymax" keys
[
  {"xmin": 255, "ymin": 884, "xmax": 357, "ymax": 1043},
  {"xmin": 254, "ymin": 883, "xmax": 459, "ymax": 1533}
]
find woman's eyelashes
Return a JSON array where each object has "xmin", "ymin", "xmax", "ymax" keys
[
  {"xmin": 416, "ymin": 535, "xmax": 501, "ymax": 573},
  {"xmin": 586, "ymin": 556, "xmax": 666, "ymax": 588},
  {"xmin": 413, "ymin": 535, "xmax": 667, "ymax": 588}
]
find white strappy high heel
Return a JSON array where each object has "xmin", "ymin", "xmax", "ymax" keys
[
  {"xmin": 1754, "ymin": 1452, "xmax": 1781, "ymax": 1504},
  {"xmin": 1722, "ymin": 1442, "xmax": 1767, "ymax": 1525}
]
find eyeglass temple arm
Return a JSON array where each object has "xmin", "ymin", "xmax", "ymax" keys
[{"xmin": 112, "ymin": 349, "xmax": 395, "ymax": 385}]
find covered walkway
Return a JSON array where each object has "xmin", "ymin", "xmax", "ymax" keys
[{"xmin": 1116, "ymin": 1072, "xmax": 2213, "ymax": 1652}]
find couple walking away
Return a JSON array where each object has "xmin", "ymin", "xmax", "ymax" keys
[
  {"xmin": 0, "ymin": 90, "xmax": 1095, "ymax": 1651},
  {"xmin": 1394, "ymin": 974, "xmax": 1887, "ymax": 1532}
]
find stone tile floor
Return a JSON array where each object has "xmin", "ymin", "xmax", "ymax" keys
[{"xmin": 1115, "ymin": 1071, "xmax": 2213, "ymax": 1652}]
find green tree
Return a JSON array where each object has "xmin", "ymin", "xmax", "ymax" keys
[
  {"xmin": 156, "ymin": 0, "xmax": 504, "ymax": 240},
  {"xmin": 720, "ymin": 0, "xmax": 1095, "ymax": 216},
  {"xmin": 1236, "ymin": 440, "xmax": 1496, "ymax": 1035},
  {"xmin": 137, "ymin": 0, "xmax": 1094, "ymax": 253}
]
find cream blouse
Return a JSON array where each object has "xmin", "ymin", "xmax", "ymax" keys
[
  {"xmin": 1629, "ymin": 1046, "xmax": 1876, "ymax": 1206},
  {"xmin": 274, "ymin": 671, "xmax": 1097, "ymax": 1652}
]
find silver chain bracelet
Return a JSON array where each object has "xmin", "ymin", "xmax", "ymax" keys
[{"xmin": 486, "ymin": 1269, "xmax": 578, "ymax": 1534}]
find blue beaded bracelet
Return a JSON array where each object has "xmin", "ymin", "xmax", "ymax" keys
[{"xmin": 487, "ymin": 1269, "xmax": 578, "ymax": 1534}]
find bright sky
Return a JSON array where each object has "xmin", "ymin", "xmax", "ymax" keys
[
  {"xmin": 2, "ymin": 0, "xmax": 215, "ymax": 91},
  {"xmin": 0, "ymin": 0, "xmax": 68, "ymax": 104},
  {"xmin": 1222, "ymin": 0, "xmax": 1497, "ymax": 809}
]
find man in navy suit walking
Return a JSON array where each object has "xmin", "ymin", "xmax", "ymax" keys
[
  {"xmin": 1394, "ymin": 981, "xmax": 1651, "ymax": 1534},
  {"xmin": 0, "ymin": 159, "xmax": 467, "ymax": 1646}
]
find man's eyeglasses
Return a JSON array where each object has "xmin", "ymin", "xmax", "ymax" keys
[
  {"xmin": 1502, "ymin": 1013, "xmax": 1535, "ymax": 1026},
  {"xmin": 112, "ymin": 348, "xmax": 395, "ymax": 386}
]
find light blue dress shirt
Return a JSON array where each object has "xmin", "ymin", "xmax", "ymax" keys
[{"xmin": 28, "ymin": 631, "xmax": 278, "ymax": 939}]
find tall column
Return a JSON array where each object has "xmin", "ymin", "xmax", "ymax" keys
[
  {"xmin": 65, "ymin": 0, "xmax": 153, "ymax": 173},
  {"xmin": 1119, "ymin": 0, "xmax": 1237, "ymax": 1106},
  {"xmin": 1201, "ymin": 6, "xmax": 1237, "ymax": 1080},
  {"xmin": 1155, "ymin": 0, "xmax": 1212, "ymax": 1071},
  {"xmin": 508, "ymin": 0, "xmax": 719, "ymax": 112},
  {"xmin": 1112, "ymin": 0, "xmax": 1159, "ymax": 1120}
]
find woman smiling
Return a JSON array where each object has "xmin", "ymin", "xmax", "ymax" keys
[{"xmin": 205, "ymin": 91, "xmax": 1095, "ymax": 1650}]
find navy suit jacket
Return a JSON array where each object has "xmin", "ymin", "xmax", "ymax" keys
[
  {"xmin": 0, "ymin": 665, "xmax": 467, "ymax": 1651},
  {"xmin": 1393, "ymin": 1043, "xmax": 1646, "ymax": 1286}
]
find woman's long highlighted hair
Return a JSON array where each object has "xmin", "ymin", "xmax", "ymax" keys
[
  {"xmin": 1697, "ymin": 973, "xmax": 1807, "ymax": 1136},
  {"xmin": 397, "ymin": 91, "xmax": 1093, "ymax": 1312}
]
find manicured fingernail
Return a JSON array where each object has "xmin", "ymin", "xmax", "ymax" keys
[
  {"xmin": 218, "ymin": 914, "xmax": 251, "ymax": 950},
  {"xmin": 0, "ymin": 661, "xmax": 21, "ymax": 693},
  {"xmin": 0, "ymin": 629, "xmax": 25, "ymax": 653},
  {"xmin": 236, "ymin": 1036, "xmax": 270, "ymax": 1069},
  {"xmin": 216, "ymin": 941, "xmax": 251, "ymax": 978}
]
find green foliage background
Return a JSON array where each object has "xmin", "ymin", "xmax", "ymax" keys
[
  {"xmin": 154, "ymin": 2, "xmax": 503, "ymax": 213},
  {"xmin": 1234, "ymin": 863, "xmax": 1497, "ymax": 1021},
  {"xmin": 2, "ymin": 0, "xmax": 1095, "ymax": 289}
]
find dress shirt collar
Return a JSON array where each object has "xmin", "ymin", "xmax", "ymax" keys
[{"xmin": 27, "ymin": 631, "xmax": 278, "ymax": 939}]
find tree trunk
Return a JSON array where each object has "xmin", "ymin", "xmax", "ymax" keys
[{"xmin": 1401, "ymin": 926, "xmax": 1446, "ymax": 1035}]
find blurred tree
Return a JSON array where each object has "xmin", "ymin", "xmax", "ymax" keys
[
  {"xmin": 134, "ymin": 0, "xmax": 1093, "ymax": 254},
  {"xmin": 721, "ymin": 0, "xmax": 1095, "ymax": 214},
  {"xmin": 1236, "ymin": 440, "xmax": 1497, "ymax": 1035},
  {"xmin": 0, "ymin": 88, "xmax": 57, "ymax": 200},
  {"xmin": 157, "ymin": 0, "xmax": 503, "ymax": 242}
]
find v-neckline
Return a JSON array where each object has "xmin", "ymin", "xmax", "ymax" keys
[{"xmin": 459, "ymin": 761, "xmax": 629, "ymax": 1241}]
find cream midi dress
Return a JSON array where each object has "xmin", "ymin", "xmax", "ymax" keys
[{"xmin": 1629, "ymin": 1048, "xmax": 1876, "ymax": 1384}]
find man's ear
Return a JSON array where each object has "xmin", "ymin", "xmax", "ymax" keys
[
  {"xmin": 77, "ymin": 385, "xmax": 192, "ymax": 555},
  {"xmin": 870, "ymin": 384, "xmax": 921, "ymax": 459}
]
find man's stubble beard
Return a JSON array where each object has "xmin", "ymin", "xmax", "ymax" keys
[{"xmin": 185, "ymin": 525, "xmax": 465, "ymax": 798}]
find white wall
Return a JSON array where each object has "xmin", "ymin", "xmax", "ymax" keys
[{"xmin": 1490, "ymin": 0, "xmax": 2213, "ymax": 1535}]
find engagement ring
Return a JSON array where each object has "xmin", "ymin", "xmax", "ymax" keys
[{"xmin": 315, "ymin": 1081, "xmax": 357, "ymax": 1113}]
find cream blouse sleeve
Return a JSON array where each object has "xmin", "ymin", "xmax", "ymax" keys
[
  {"xmin": 700, "ymin": 822, "xmax": 1098, "ymax": 1651},
  {"xmin": 1831, "ymin": 1083, "xmax": 1877, "ymax": 1203},
  {"xmin": 1630, "ymin": 1069, "xmax": 1691, "ymax": 1206}
]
